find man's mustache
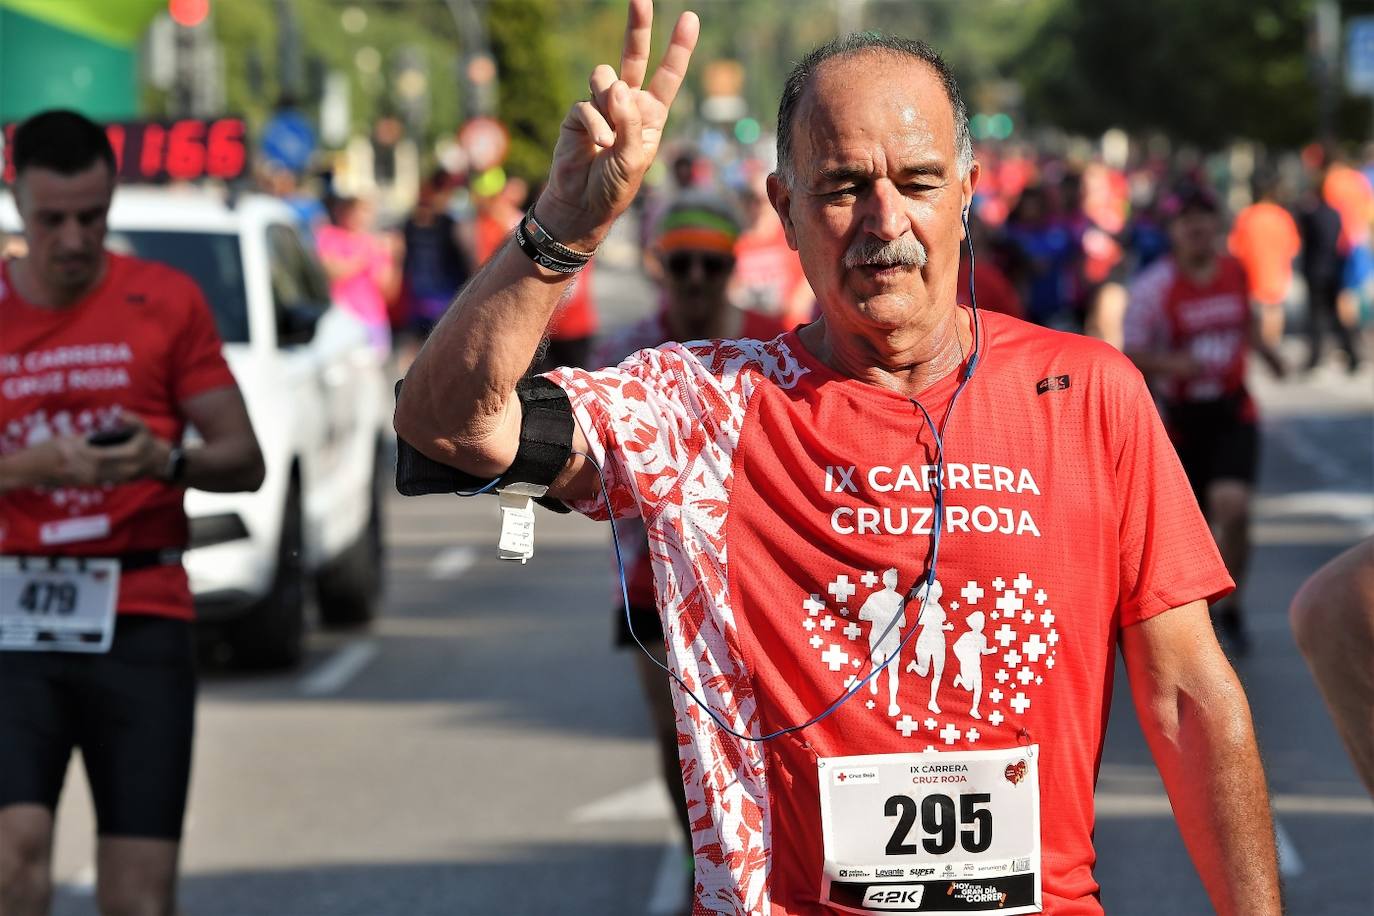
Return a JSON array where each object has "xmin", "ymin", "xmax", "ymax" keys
[{"xmin": 844, "ymin": 235, "xmax": 928, "ymax": 270}]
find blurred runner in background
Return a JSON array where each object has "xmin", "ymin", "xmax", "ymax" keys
[
  {"xmin": 1228, "ymin": 172, "xmax": 1300, "ymax": 349},
  {"xmin": 1124, "ymin": 184, "xmax": 1285, "ymax": 654},
  {"xmin": 473, "ymin": 176, "xmax": 527, "ymax": 266},
  {"xmin": 594, "ymin": 192, "xmax": 783, "ymax": 910},
  {"xmin": 729, "ymin": 163, "xmax": 813, "ymax": 329},
  {"xmin": 0, "ymin": 109, "xmax": 264, "ymax": 916},
  {"xmin": 1323, "ymin": 152, "xmax": 1374, "ymax": 333},
  {"xmin": 315, "ymin": 194, "xmax": 399, "ymax": 356},
  {"xmin": 956, "ymin": 212, "xmax": 1022, "ymax": 320},
  {"xmin": 397, "ymin": 170, "xmax": 474, "ymax": 371},
  {"xmin": 1003, "ymin": 183, "xmax": 1083, "ymax": 328},
  {"xmin": 1301, "ymin": 159, "xmax": 1364, "ymax": 373}
]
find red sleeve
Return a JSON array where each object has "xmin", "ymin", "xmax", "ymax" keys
[
  {"xmin": 170, "ymin": 273, "xmax": 237, "ymax": 403},
  {"xmin": 1113, "ymin": 365, "xmax": 1234, "ymax": 626}
]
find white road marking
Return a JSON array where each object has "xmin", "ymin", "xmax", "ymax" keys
[
  {"xmin": 1254, "ymin": 491, "xmax": 1374, "ymax": 518},
  {"xmin": 298, "ymin": 640, "xmax": 379, "ymax": 696},
  {"xmin": 1094, "ymin": 791, "xmax": 1374, "ymax": 817},
  {"xmin": 428, "ymin": 546, "xmax": 478, "ymax": 580},
  {"xmin": 569, "ymin": 778, "xmax": 673, "ymax": 823},
  {"xmin": 648, "ymin": 835, "xmax": 690, "ymax": 914},
  {"xmin": 1274, "ymin": 817, "xmax": 1304, "ymax": 878}
]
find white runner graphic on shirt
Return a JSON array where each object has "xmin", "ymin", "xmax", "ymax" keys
[{"xmin": 813, "ymin": 569, "xmax": 1061, "ymax": 749}]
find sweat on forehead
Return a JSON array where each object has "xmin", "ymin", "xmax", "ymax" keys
[{"xmin": 796, "ymin": 57, "xmax": 950, "ymax": 163}]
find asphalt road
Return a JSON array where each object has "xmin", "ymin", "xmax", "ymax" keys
[{"xmin": 47, "ymin": 250, "xmax": 1374, "ymax": 915}]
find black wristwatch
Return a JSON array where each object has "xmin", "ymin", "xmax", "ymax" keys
[{"xmin": 164, "ymin": 446, "xmax": 187, "ymax": 484}]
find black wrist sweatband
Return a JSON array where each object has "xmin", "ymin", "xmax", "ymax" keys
[{"xmin": 393, "ymin": 378, "xmax": 573, "ymax": 513}]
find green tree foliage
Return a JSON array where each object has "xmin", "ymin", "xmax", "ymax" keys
[
  {"xmin": 211, "ymin": 0, "xmax": 462, "ymax": 149},
  {"xmin": 1013, "ymin": 0, "xmax": 1328, "ymax": 147},
  {"xmin": 486, "ymin": 0, "xmax": 568, "ymax": 182}
]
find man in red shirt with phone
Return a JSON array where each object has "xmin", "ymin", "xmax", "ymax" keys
[{"xmin": 0, "ymin": 110, "xmax": 264, "ymax": 916}]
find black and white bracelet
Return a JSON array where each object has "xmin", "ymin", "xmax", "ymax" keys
[{"xmin": 514, "ymin": 205, "xmax": 596, "ymax": 275}]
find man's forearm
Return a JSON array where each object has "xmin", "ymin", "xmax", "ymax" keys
[
  {"xmin": 1145, "ymin": 676, "xmax": 1281, "ymax": 915},
  {"xmin": 178, "ymin": 438, "xmax": 264, "ymax": 493},
  {"xmin": 395, "ymin": 219, "xmax": 582, "ymax": 476}
]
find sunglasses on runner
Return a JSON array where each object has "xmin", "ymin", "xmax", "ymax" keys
[{"xmin": 665, "ymin": 252, "xmax": 733, "ymax": 280}]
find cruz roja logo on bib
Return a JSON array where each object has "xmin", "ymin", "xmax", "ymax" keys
[{"xmin": 801, "ymin": 568, "xmax": 1061, "ymax": 747}]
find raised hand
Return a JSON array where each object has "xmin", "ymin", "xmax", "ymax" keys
[{"xmin": 535, "ymin": 0, "xmax": 699, "ymax": 250}]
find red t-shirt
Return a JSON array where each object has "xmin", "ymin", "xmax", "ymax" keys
[
  {"xmin": 731, "ymin": 219, "xmax": 812, "ymax": 329},
  {"xmin": 0, "ymin": 254, "xmax": 237, "ymax": 620},
  {"xmin": 549, "ymin": 311, "xmax": 1231, "ymax": 914},
  {"xmin": 1123, "ymin": 255, "xmax": 1252, "ymax": 405},
  {"xmin": 1228, "ymin": 202, "xmax": 1300, "ymax": 306}
]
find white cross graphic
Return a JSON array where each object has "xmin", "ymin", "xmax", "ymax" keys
[
  {"xmin": 989, "ymin": 688, "xmax": 1003, "ymax": 704},
  {"xmin": 940, "ymin": 723, "xmax": 962, "ymax": 745},
  {"xmin": 843, "ymin": 622, "xmax": 862, "ymax": 641},
  {"xmin": 1036, "ymin": 676, "xmax": 1043, "ymax": 685},
  {"xmin": 996, "ymin": 590, "xmax": 1023, "ymax": 617},
  {"xmin": 992, "ymin": 577, "xmax": 1006, "ymax": 590},
  {"xmin": 989, "ymin": 709, "xmax": 1004, "ymax": 726},
  {"xmin": 961, "ymin": 581, "xmax": 985, "ymax": 605},
  {"xmin": 1010, "ymin": 692, "xmax": 1031, "ymax": 714},
  {"xmin": 1047, "ymin": 630, "xmax": 1059, "ymax": 646},
  {"xmin": 1017, "ymin": 667, "xmax": 1035, "ymax": 685},
  {"xmin": 990, "ymin": 612, "xmax": 1000, "ymax": 620},
  {"xmin": 994, "ymin": 623, "xmax": 1018, "ymax": 647},
  {"xmin": 924, "ymin": 717, "xmax": 938, "ymax": 730},
  {"xmin": 866, "ymin": 699, "xmax": 876, "ymax": 709},
  {"xmin": 820, "ymin": 644, "xmax": 849, "ymax": 671},
  {"xmin": 821, "ymin": 615, "xmax": 837, "ymax": 632},
  {"xmin": 853, "ymin": 659, "xmax": 862, "ymax": 668},
  {"xmin": 1040, "ymin": 609, "xmax": 1056, "ymax": 627},
  {"xmin": 804, "ymin": 595, "xmax": 825, "ymax": 616},
  {"xmin": 809, "ymin": 634, "xmax": 823, "ymax": 649},
  {"xmin": 828, "ymin": 575, "xmax": 857, "ymax": 604},
  {"xmin": 1022, "ymin": 633, "xmax": 1048, "ymax": 663},
  {"xmin": 1034, "ymin": 589, "xmax": 1048, "ymax": 605},
  {"xmin": 966, "ymin": 727, "xmax": 981, "ymax": 744},
  {"xmin": 1003, "ymin": 649, "xmax": 1022, "ymax": 668},
  {"xmin": 950, "ymin": 601, "xmax": 959, "ymax": 611},
  {"xmin": 1021, "ymin": 609, "xmax": 1034, "ymax": 624},
  {"xmin": 860, "ymin": 570, "xmax": 879, "ymax": 588},
  {"xmin": 803, "ymin": 618, "xmax": 816, "ymax": 632},
  {"xmin": 1046, "ymin": 655, "xmax": 1056, "ymax": 669},
  {"xmin": 995, "ymin": 669, "xmax": 1010, "ymax": 684},
  {"xmin": 1013, "ymin": 572, "xmax": 1032, "ymax": 593},
  {"xmin": 896, "ymin": 715, "xmax": 920, "ymax": 737}
]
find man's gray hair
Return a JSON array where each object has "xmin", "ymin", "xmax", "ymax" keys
[{"xmin": 775, "ymin": 33, "xmax": 973, "ymax": 186}]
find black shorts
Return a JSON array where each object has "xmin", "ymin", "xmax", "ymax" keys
[
  {"xmin": 613, "ymin": 604, "xmax": 665, "ymax": 650},
  {"xmin": 1165, "ymin": 395, "xmax": 1260, "ymax": 500},
  {"xmin": 0, "ymin": 614, "xmax": 196, "ymax": 840}
]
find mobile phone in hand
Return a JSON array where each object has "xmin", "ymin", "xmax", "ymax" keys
[{"xmin": 87, "ymin": 426, "xmax": 137, "ymax": 447}]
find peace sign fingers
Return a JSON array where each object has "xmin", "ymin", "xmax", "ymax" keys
[
  {"xmin": 618, "ymin": 0, "xmax": 654, "ymax": 90},
  {"xmin": 645, "ymin": 9, "xmax": 700, "ymax": 113}
]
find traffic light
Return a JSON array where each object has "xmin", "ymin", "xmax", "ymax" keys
[{"xmin": 168, "ymin": 0, "xmax": 209, "ymax": 28}]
